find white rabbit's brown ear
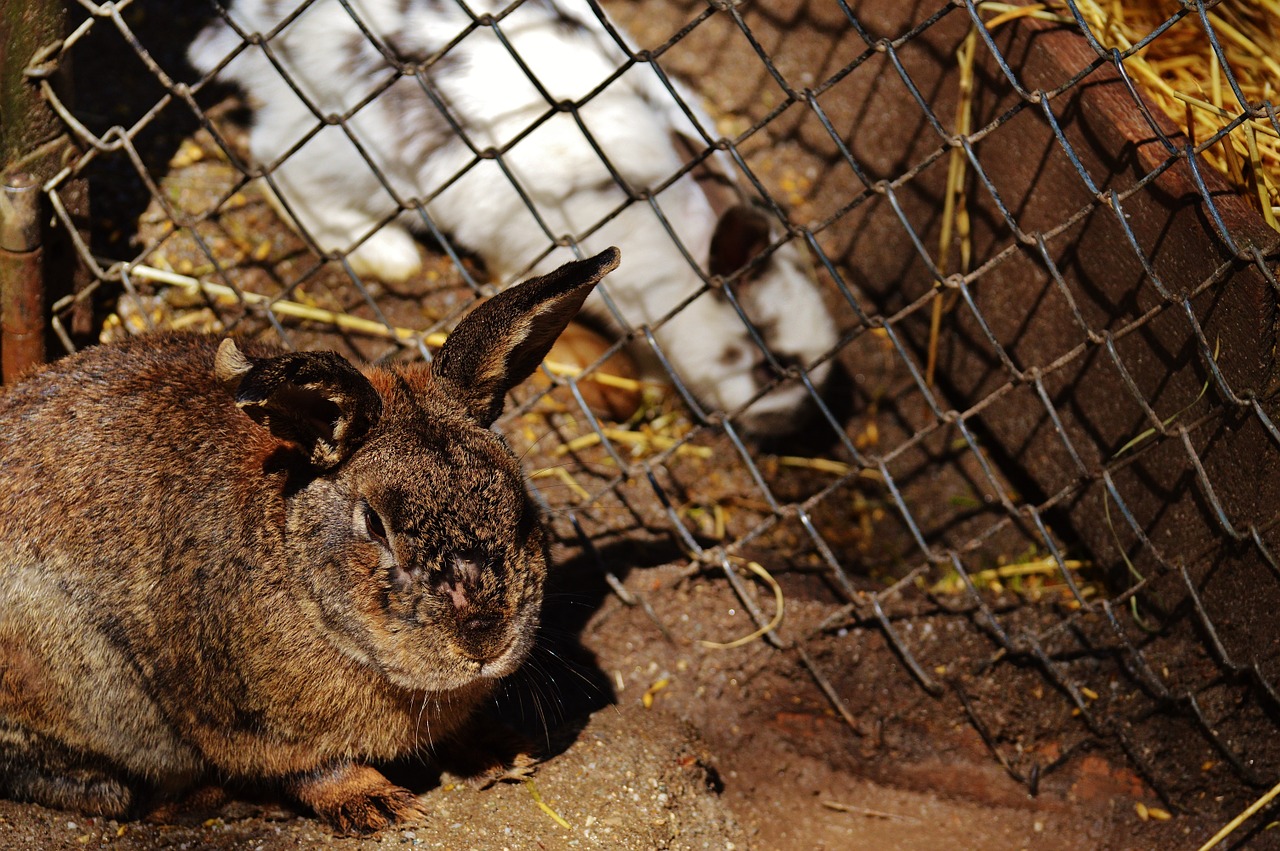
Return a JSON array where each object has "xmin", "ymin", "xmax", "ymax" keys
[
  {"xmin": 708, "ymin": 204, "xmax": 774, "ymax": 280},
  {"xmin": 434, "ymin": 247, "xmax": 621, "ymax": 427},
  {"xmin": 215, "ymin": 339, "xmax": 382, "ymax": 469}
]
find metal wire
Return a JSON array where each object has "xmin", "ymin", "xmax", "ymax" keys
[{"xmin": 14, "ymin": 0, "xmax": 1280, "ymax": 835}]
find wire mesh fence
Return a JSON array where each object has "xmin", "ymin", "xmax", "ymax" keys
[{"xmin": 6, "ymin": 0, "xmax": 1280, "ymax": 844}]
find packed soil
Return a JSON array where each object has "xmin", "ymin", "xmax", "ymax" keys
[
  {"xmin": 0, "ymin": 558, "xmax": 1227, "ymax": 850},
  {"xmin": 4, "ymin": 0, "xmax": 1271, "ymax": 849}
]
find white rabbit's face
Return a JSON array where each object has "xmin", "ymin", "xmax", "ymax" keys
[
  {"xmin": 733, "ymin": 243, "xmax": 838, "ymax": 433},
  {"xmin": 651, "ymin": 232, "xmax": 837, "ymax": 435},
  {"xmin": 660, "ymin": 300, "xmax": 832, "ymax": 436}
]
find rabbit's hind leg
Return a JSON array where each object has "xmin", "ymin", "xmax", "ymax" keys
[
  {"xmin": 0, "ymin": 568, "xmax": 200, "ymax": 819},
  {"xmin": 346, "ymin": 223, "xmax": 424, "ymax": 283},
  {"xmin": 0, "ymin": 727, "xmax": 139, "ymax": 818},
  {"xmin": 256, "ymin": 176, "xmax": 425, "ymax": 283}
]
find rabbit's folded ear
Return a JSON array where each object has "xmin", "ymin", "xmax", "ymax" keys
[
  {"xmin": 434, "ymin": 247, "xmax": 621, "ymax": 427},
  {"xmin": 215, "ymin": 339, "xmax": 383, "ymax": 469},
  {"xmin": 708, "ymin": 204, "xmax": 774, "ymax": 280}
]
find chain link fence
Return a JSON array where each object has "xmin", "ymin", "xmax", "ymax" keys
[{"xmin": 5, "ymin": 0, "xmax": 1280, "ymax": 844}]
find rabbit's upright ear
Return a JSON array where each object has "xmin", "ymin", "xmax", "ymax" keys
[
  {"xmin": 708, "ymin": 204, "xmax": 773, "ymax": 280},
  {"xmin": 216, "ymin": 339, "xmax": 383, "ymax": 469},
  {"xmin": 434, "ymin": 247, "xmax": 621, "ymax": 427}
]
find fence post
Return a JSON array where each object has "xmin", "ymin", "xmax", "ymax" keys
[
  {"xmin": 0, "ymin": 0, "xmax": 85, "ymax": 381},
  {"xmin": 0, "ymin": 172, "xmax": 43, "ymax": 379}
]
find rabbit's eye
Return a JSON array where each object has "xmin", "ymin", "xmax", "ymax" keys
[
  {"xmin": 718, "ymin": 345, "xmax": 751, "ymax": 369},
  {"xmin": 362, "ymin": 502, "xmax": 389, "ymax": 547}
]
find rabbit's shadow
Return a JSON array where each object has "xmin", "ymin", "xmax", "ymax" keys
[{"xmin": 492, "ymin": 536, "xmax": 685, "ymax": 740}]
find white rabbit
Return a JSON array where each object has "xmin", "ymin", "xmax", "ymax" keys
[{"xmin": 189, "ymin": 0, "xmax": 838, "ymax": 435}]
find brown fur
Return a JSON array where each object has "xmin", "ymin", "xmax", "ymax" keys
[{"xmin": 0, "ymin": 249, "xmax": 620, "ymax": 832}]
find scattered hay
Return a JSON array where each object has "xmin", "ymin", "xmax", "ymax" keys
[
  {"xmin": 524, "ymin": 780, "xmax": 573, "ymax": 831},
  {"xmin": 821, "ymin": 800, "xmax": 919, "ymax": 823},
  {"xmin": 1134, "ymin": 801, "xmax": 1172, "ymax": 822},
  {"xmin": 104, "ymin": 263, "xmax": 432, "ymax": 344},
  {"xmin": 928, "ymin": 3, "xmax": 1075, "ymax": 386},
  {"xmin": 929, "ymin": 551, "xmax": 1097, "ymax": 601},
  {"xmin": 1193, "ymin": 776, "xmax": 1280, "ymax": 851},
  {"xmin": 697, "ymin": 560, "xmax": 785, "ymax": 650},
  {"xmin": 1059, "ymin": 0, "xmax": 1280, "ymax": 230},
  {"xmin": 554, "ymin": 426, "xmax": 711, "ymax": 461},
  {"xmin": 641, "ymin": 677, "xmax": 671, "ymax": 708}
]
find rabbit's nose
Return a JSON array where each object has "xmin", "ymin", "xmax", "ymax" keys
[
  {"xmin": 435, "ymin": 551, "xmax": 506, "ymax": 651},
  {"xmin": 752, "ymin": 353, "xmax": 800, "ymax": 387},
  {"xmin": 432, "ymin": 551, "xmax": 483, "ymax": 610}
]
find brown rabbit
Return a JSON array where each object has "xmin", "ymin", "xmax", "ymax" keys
[{"xmin": 0, "ymin": 247, "xmax": 621, "ymax": 832}]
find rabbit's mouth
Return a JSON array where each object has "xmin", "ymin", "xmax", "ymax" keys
[
  {"xmin": 441, "ymin": 598, "xmax": 537, "ymax": 683},
  {"xmin": 476, "ymin": 618, "xmax": 537, "ymax": 680}
]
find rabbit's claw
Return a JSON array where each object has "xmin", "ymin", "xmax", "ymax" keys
[
  {"xmin": 289, "ymin": 764, "xmax": 427, "ymax": 835},
  {"xmin": 467, "ymin": 750, "xmax": 539, "ymax": 790}
]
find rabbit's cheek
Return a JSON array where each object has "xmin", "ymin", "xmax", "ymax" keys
[
  {"xmin": 734, "ymin": 360, "xmax": 834, "ymax": 437},
  {"xmin": 478, "ymin": 571, "xmax": 544, "ymax": 679},
  {"xmin": 387, "ymin": 560, "xmax": 417, "ymax": 591}
]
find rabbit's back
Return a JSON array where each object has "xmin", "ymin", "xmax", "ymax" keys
[
  {"xmin": 0, "ymin": 335, "xmax": 269, "ymax": 573},
  {"xmin": 189, "ymin": 0, "xmax": 693, "ymax": 276}
]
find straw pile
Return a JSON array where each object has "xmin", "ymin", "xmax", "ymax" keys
[{"xmin": 1063, "ymin": 0, "xmax": 1280, "ymax": 231}]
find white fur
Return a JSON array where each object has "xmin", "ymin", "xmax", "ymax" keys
[{"xmin": 189, "ymin": 0, "xmax": 838, "ymax": 434}]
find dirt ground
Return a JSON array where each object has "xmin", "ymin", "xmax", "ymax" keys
[
  {"xmin": 0, "ymin": 550, "xmax": 1224, "ymax": 851},
  {"xmin": 0, "ymin": 557, "xmax": 1222, "ymax": 850},
  {"xmin": 4, "ymin": 0, "xmax": 1274, "ymax": 849}
]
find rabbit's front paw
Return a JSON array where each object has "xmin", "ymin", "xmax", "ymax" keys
[
  {"xmin": 288, "ymin": 763, "xmax": 426, "ymax": 834},
  {"xmin": 436, "ymin": 719, "xmax": 541, "ymax": 790},
  {"xmin": 347, "ymin": 226, "xmax": 423, "ymax": 282},
  {"xmin": 466, "ymin": 749, "xmax": 538, "ymax": 790}
]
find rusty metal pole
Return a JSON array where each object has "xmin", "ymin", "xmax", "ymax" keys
[
  {"xmin": 0, "ymin": 172, "xmax": 44, "ymax": 380},
  {"xmin": 0, "ymin": 0, "xmax": 79, "ymax": 381}
]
